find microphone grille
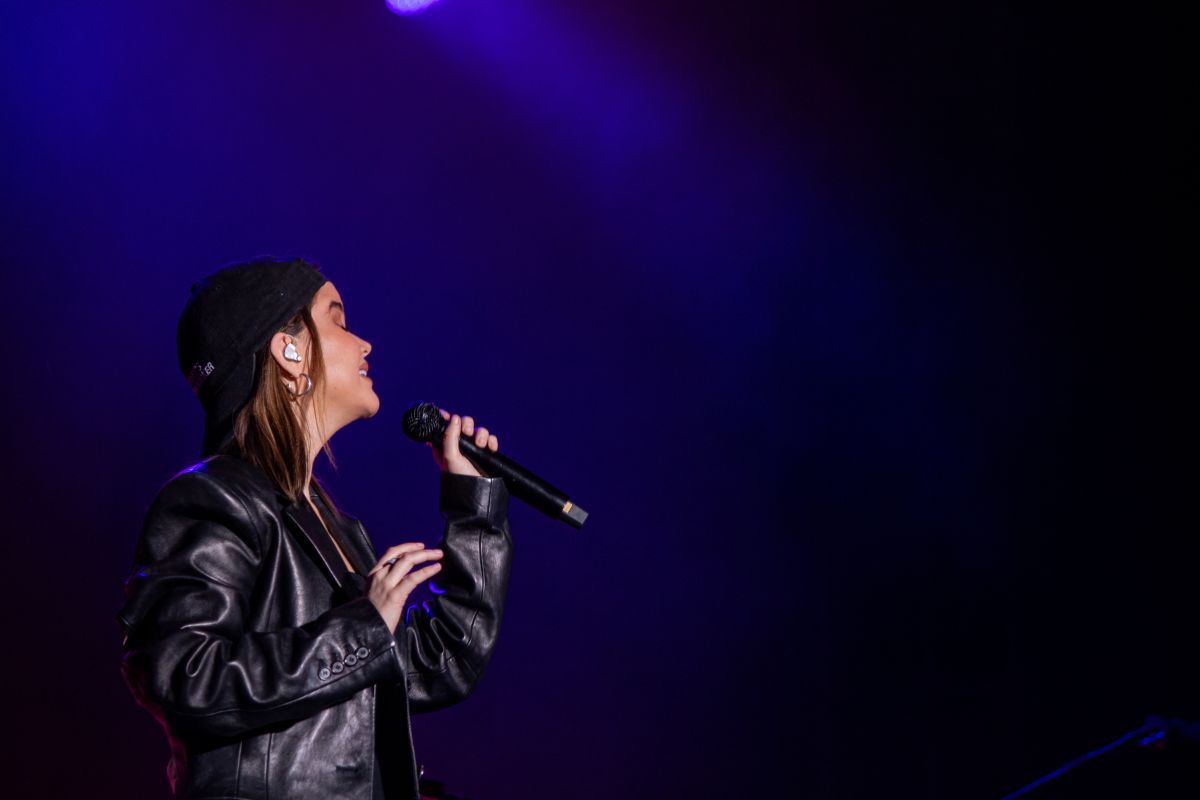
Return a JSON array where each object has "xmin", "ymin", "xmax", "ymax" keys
[{"xmin": 402, "ymin": 401, "xmax": 445, "ymax": 443}]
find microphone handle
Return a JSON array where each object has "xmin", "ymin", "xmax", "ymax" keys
[{"xmin": 439, "ymin": 432, "xmax": 588, "ymax": 529}]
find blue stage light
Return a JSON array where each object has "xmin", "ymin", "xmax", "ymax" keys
[{"xmin": 385, "ymin": 0, "xmax": 441, "ymax": 15}]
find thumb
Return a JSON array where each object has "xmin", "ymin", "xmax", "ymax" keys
[{"xmin": 442, "ymin": 414, "xmax": 461, "ymax": 461}]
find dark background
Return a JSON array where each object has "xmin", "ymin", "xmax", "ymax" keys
[{"xmin": 1, "ymin": 2, "xmax": 1186, "ymax": 798}]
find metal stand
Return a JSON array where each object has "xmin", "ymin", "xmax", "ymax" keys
[{"xmin": 999, "ymin": 718, "xmax": 1170, "ymax": 799}]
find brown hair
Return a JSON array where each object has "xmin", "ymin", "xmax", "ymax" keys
[{"xmin": 224, "ymin": 305, "xmax": 343, "ymax": 520}]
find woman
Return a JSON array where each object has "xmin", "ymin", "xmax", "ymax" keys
[{"xmin": 117, "ymin": 257, "xmax": 513, "ymax": 800}]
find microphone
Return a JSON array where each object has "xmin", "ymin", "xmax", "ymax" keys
[{"xmin": 402, "ymin": 401, "xmax": 589, "ymax": 529}]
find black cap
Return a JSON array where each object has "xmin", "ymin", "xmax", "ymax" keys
[{"xmin": 177, "ymin": 257, "xmax": 328, "ymax": 455}]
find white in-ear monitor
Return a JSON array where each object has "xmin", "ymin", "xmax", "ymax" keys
[{"xmin": 283, "ymin": 342, "xmax": 302, "ymax": 363}]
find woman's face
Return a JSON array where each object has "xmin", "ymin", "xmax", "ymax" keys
[{"xmin": 306, "ymin": 281, "xmax": 379, "ymax": 425}]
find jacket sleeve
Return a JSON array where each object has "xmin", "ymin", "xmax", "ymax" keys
[
  {"xmin": 116, "ymin": 468, "xmax": 404, "ymax": 740},
  {"xmin": 399, "ymin": 471, "xmax": 513, "ymax": 714}
]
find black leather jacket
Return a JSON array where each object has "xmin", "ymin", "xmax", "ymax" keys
[{"xmin": 117, "ymin": 455, "xmax": 512, "ymax": 799}]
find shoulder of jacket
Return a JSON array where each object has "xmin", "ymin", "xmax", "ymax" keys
[
  {"xmin": 147, "ymin": 456, "xmax": 286, "ymax": 541},
  {"xmin": 162, "ymin": 455, "xmax": 279, "ymax": 497},
  {"xmin": 184, "ymin": 454, "xmax": 274, "ymax": 485}
]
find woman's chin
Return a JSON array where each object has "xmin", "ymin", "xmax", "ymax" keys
[{"xmin": 364, "ymin": 394, "xmax": 381, "ymax": 418}]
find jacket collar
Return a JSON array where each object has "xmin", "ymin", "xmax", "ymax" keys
[
  {"xmin": 192, "ymin": 454, "xmax": 378, "ymax": 591},
  {"xmin": 282, "ymin": 496, "xmax": 377, "ymax": 591}
]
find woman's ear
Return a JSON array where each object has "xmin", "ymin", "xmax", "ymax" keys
[{"xmin": 268, "ymin": 331, "xmax": 305, "ymax": 377}]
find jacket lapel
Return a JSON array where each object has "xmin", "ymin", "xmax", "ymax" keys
[
  {"xmin": 283, "ymin": 503, "xmax": 347, "ymax": 591},
  {"xmin": 345, "ymin": 518, "xmax": 379, "ymax": 575}
]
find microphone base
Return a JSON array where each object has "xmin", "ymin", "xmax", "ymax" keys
[{"xmin": 562, "ymin": 501, "xmax": 588, "ymax": 529}]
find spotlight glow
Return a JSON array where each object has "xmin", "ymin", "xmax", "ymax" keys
[{"xmin": 386, "ymin": 0, "xmax": 441, "ymax": 14}]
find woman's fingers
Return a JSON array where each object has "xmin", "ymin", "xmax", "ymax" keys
[
  {"xmin": 436, "ymin": 407, "xmax": 499, "ymax": 465},
  {"xmin": 442, "ymin": 409, "xmax": 497, "ymax": 450},
  {"xmin": 393, "ymin": 562, "xmax": 444, "ymax": 593},
  {"xmin": 365, "ymin": 546, "xmax": 444, "ymax": 634},
  {"xmin": 443, "ymin": 413, "xmax": 461, "ymax": 455},
  {"xmin": 372, "ymin": 542, "xmax": 424, "ymax": 570},
  {"xmin": 471, "ymin": 425, "xmax": 497, "ymax": 450},
  {"xmin": 381, "ymin": 548, "xmax": 444, "ymax": 591},
  {"xmin": 368, "ymin": 542, "xmax": 426, "ymax": 576}
]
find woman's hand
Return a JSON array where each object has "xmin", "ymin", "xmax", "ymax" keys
[
  {"xmin": 428, "ymin": 408, "xmax": 499, "ymax": 477},
  {"xmin": 365, "ymin": 543, "xmax": 444, "ymax": 634}
]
